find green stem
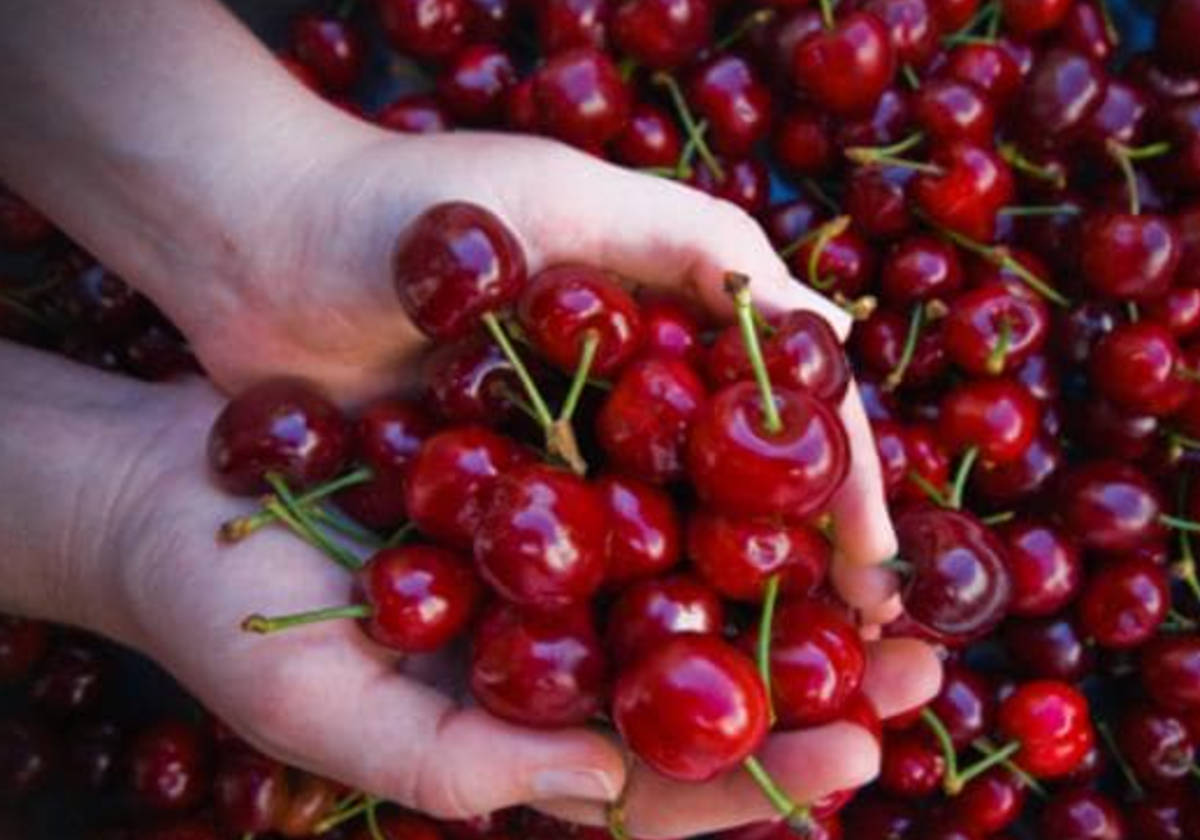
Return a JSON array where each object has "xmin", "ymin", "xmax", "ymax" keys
[
  {"xmin": 986, "ymin": 316, "xmax": 1013, "ymax": 375},
  {"xmin": 673, "ymin": 118, "xmax": 709, "ymax": 180},
  {"xmin": 927, "ymin": 219, "xmax": 1071, "ymax": 307},
  {"xmin": 727, "ymin": 274, "xmax": 782, "ymax": 434},
  {"xmin": 1107, "ymin": 140, "xmax": 1142, "ymax": 216},
  {"xmin": 921, "ymin": 708, "xmax": 961, "ymax": 794},
  {"xmin": 558, "ymin": 330, "xmax": 600, "ymax": 425},
  {"xmin": 952, "ymin": 742, "xmax": 1021, "ymax": 793},
  {"xmin": 310, "ymin": 506, "xmax": 385, "ymax": 548},
  {"xmin": 981, "ymin": 510, "xmax": 1015, "ymax": 526},
  {"xmin": 365, "ymin": 798, "xmax": 386, "ymax": 840},
  {"xmin": 1098, "ymin": 721, "xmax": 1145, "ymax": 800},
  {"xmin": 884, "ymin": 304, "xmax": 925, "ymax": 392},
  {"xmin": 902, "ymin": 64, "xmax": 921, "ymax": 90},
  {"xmin": 971, "ymin": 738, "xmax": 1046, "ymax": 797},
  {"xmin": 655, "ymin": 74, "xmax": 724, "ymax": 181},
  {"xmin": 998, "ymin": 144, "xmax": 1066, "ymax": 190},
  {"xmin": 947, "ymin": 447, "xmax": 979, "ymax": 510},
  {"xmin": 714, "ymin": 7, "xmax": 776, "ymax": 51},
  {"xmin": 802, "ymin": 178, "xmax": 841, "ymax": 214},
  {"xmin": 265, "ymin": 474, "xmax": 365, "ymax": 571},
  {"xmin": 743, "ymin": 756, "xmax": 812, "ymax": 830},
  {"xmin": 1095, "ymin": 0, "xmax": 1119, "ymax": 45},
  {"xmin": 0, "ymin": 294, "xmax": 54, "ymax": 329},
  {"xmin": 220, "ymin": 467, "xmax": 373, "ymax": 541},
  {"xmin": 243, "ymin": 604, "xmax": 372, "ymax": 635},
  {"xmin": 757, "ymin": 574, "xmax": 782, "ymax": 725},
  {"xmin": 314, "ymin": 796, "xmax": 373, "ymax": 834},
  {"xmin": 943, "ymin": 0, "xmax": 997, "ymax": 41},
  {"xmin": 817, "ymin": 0, "xmax": 835, "ymax": 28},
  {"xmin": 999, "ymin": 204, "xmax": 1082, "ymax": 217},
  {"xmin": 806, "ymin": 216, "xmax": 852, "ymax": 290},
  {"xmin": 385, "ymin": 521, "xmax": 417, "ymax": 548},
  {"xmin": 1162, "ymin": 514, "xmax": 1200, "ymax": 533},
  {"xmin": 907, "ymin": 470, "xmax": 950, "ymax": 507},
  {"xmin": 482, "ymin": 312, "xmax": 554, "ymax": 430}
]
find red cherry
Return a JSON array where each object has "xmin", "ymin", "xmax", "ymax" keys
[
  {"xmin": 1127, "ymin": 787, "xmax": 1188, "ymax": 840},
  {"xmin": 0, "ymin": 717, "xmax": 54, "ymax": 799},
  {"xmin": 532, "ymin": 47, "xmax": 631, "ymax": 147},
  {"xmin": 938, "ymin": 378, "xmax": 1040, "ymax": 464},
  {"xmin": 1020, "ymin": 48, "xmax": 1107, "ymax": 148},
  {"xmin": 436, "ymin": 45, "xmax": 517, "ymax": 125},
  {"xmin": 0, "ymin": 617, "xmax": 48, "ymax": 684},
  {"xmin": 470, "ymin": 602, "xmax": 606, "ymax": 727},
  {"xmin": 943, "ymin": 43, "xmax": 1023, "ymax": 108},
  {"xmin": 1080, "ymin": 212, "xmax": 1181, "ymax": 301},
  {"xmin": 612, "ymin": 103, "xmax": 684, "ymax": 169},
  {"xmin": 611, "ymin": 0, "xmax": 712, "ymax": 70},
  {"xmin": 997, "ymin": 680, "xmax": 1094, "ymax": 779},
  {"xmin": 598, "ymin": 474, "xmax": 681, "ymax": 588},
  {"xmin": 879, "ymin": 728, "xmax": 946, "ymax": 798},
  {"xmin": 913, "ymin": 79, "xmax": 995, "ymax": 146},
  {"xmin": 392, "ymin": 201, "xmax": 527, "ymax": 341},
  {"xmin": 612, "ymin": 635, "xmax": 768, "ymax": 782},
  {"xmin": 1089, "ymin": 322, "xmax": 1188, "ymax": 416},
  {"xmin": 377, "ymin": 0, "xmax": 469, "ymax": 63},
  {"xmin": 1001, "ymin": 0, "xmax": 1072, "ymax": 36},
  {"xmin": 1077, "ymin": 556, "xmax": 1168, "ymax": 649},
  {"xmin": 606, "ymin": 574, "xmax": 724, "ymax": 665},
  {"xmin": 880, "ymin": 234, "xmax": 964, "ymax": 306},
  {"xmin": 788, "ymin": 224, "xmax": 878, "ymax": 298},
  {"xmin": 212, "ymin": 748, "xmax": 286, "ymax": 835},
  {"xmin": 596, "ymin": 356, "xmax": 706, "ymax": 483},
  {"xmin": 791, "ymin": 12, "xmax": 897, "ymax": 117},
  {"xmin": 377, "ymin": 94, "xmax": 453, "ymax": 133},
  {"xmin": 930, "ymin": 665, "xmax": 994, "ymax": 748},
  {"xmin": 912, "ymin": 142, "xmax": 1015, "ymax": 242},
  {"xmin": 688, "ymin": 55, "xmax": 773, "ymax": 158},
  {"xmin": 841, "ymin": 794, "xmax": 918, "ymax": 838},
  {"xmin": 997, "ymin": 518, "xmax": 1081, "ymax": 617},
  {"xmin": 949, "ymin": 768, "xmax": 1026, "ymax": 835},
  {"xmin": 944, "ymin": 283, "xmax": 1050, "ymax": 376},
  {"xmin": 688, "ymin": 157, "xmax": 771, "ymax": 215},
  {"xmin": 1041, "ymin": 789, "xmax": 1127, "ymax": 840},
  {"xmin": 1117, "ymin": 705, "xmax": 1195, "ymax": 788},
  {"xmin": 128, "ymin": 720, "xmax": 210, "ymax": 812},
  {"xmin": 63, "ymin": 719, "xmax": 122, "ymax": 791},
  {"xmin": 421, "ymin": 335, "xmax": 519, "ymax": 426},
  {"xmin": 687, "ymin": 509, "xmax": 830, "ymax": 602},
  {"xmin": 361, "ymin": 546, "xmax": 481, "ymax": 652},
  {"xmin": 536, "ymin": 0, "xmax": 609, "ymax": 54},
  {"xmin": 1056, "ymin": 460, "xmax": 1166, "ymax": 552},
  {"xmin": 872, "ymin": 420, "xmax": 910, "ymax": 500},
  {"xmin": 517, "ymin": 265, "xmax": 643, "ymax": 376},
  {"xmin": 844, "ymin": 165, "xmax": 915, "ymax": 240},
  {"xmin": 1145, "ymin": 283, "xmax": 1200, "ymax": 338},
  {"xmin": 1002, "ymin": 616, "xmax": 1094, "ymax": 681},
  {"xmin": 899, "ymin": 423, "xmax": 950, "ymax": 504},
  {"xmin": 636, "ymin": 294, "xmax": 703, "ymax": 365},
  {"xmin": 289, "ymin": 12, "xmax": 364, "ymax": 93},
  {"xmin": 404, "ymin": 426, "xmax": 529, "ymax": 550},
  {"xmin": 1140, "ymin": 634, "xmax": 1200, "ymax": 711},
  {"xmin": 864, "ymin": 0, "xmax": 939, "ymax": 69},
  {"xmin": 773, "ymin": 106, "xmax": 836, "ymax": 177}
]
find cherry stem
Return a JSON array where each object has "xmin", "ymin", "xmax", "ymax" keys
[
  {"xmin": 240, "ymin": 833, "xmax": 254, "ymax": 840},
  {"xmin": 999, "ymin": 204, "xmax": 1081, "ymax": 217},
  {"xmin": 802, "ymin": 179, "xmax": 841, "ymax": 215},
  {"xmin": 884, "ymin": 303, "xmax": 925, "ymax": 392},
  {"xmin": 606, "ymin": 772, "xmax": 633, "ymax": 840},
  {"xmin": 981, "ymin": 510, "xmax": 1015, "ymax": 526},
  {"xmin": 944, "ymin": 0, "xmax": 998, "ymax": 42},
  {"xmin": 956, "ymin": 742, "xmax": 1020, "ymax": 791},
  {"xmin": 742, "ymin": 756, "xmax": 813, "ymax": 832},
  {"xmin": 559, "ymin": 330, "xmax": 601, "ymax": 425},
  {"xmin": 674, "ymin": 118, "xmax": 710, "ymax": 180},
  {"xmin": 314, "ymin": 794, "xmax": 372, "ymax": 834},
  {"xmin": 220, "ymin": 467, "xmax": 374, "ymax": 541},
  {"xmin": 264, "ymin": 474, "xmax": 366, "ymax": 571},
  {"xmin": 714, "ymin": 8, "xmax": 776, "ymax": 51},
  {"xmin": 920, "ymin": 708, "xmax": 962, "ymax": 793},
  {"xmin": 925, "ymin": 219, "xmax": 1072, "ymax": 307},
  {"xmin": 998, "ymin": 144, "xmax": 1066, "ymax": 190},
  {"xmin": 948, "ymin": 447, "xmax": 979, "ymax": 510},
  {"xmin": 986, "ymin": 316, "xmax": 1013, "ymax": 375},
  {"xmin": 385, "ymin": 521, "xmax": 417, "ymax": 548},
  {"xmin": 365, "ymin": 798, "xmax": 386, "ymax": 840},
  {"xmin": 242, "ymin": 604, "xmax": 371, "ymax": 635},
  {"xmin": 845, "ymin": 134, "xmax": 939, "ymax": 174},
  {"xmin": 482, "ymin": 312, "xmax": 555, "ymax": 430},
  {"xmin": 835, "ymin": 292, "xmax": 878, "ymax": 321},
  {"xmin": 727, "ymin": 273, "xmax": 783, "ymax": 434},
  {"xmin": 1161, "ymin": 513, "xmax": 1200, "ymax": 533},
  {"xmin": 757, "ymin": 574, "xmax": 782, "ymax": 725},
  {"xmin": 817, "ymin": 0, "xmax": 835, "ymax": 29},
  {"xmin": 1127, "ymin": 301, "xmax": 1141, "ymax": 323},
  {"xmin": 1107, "ymin": 140, "xmax": 1170, "ymax": 217},
  {"xmin": 807, "ymin": 216, "xmax": 852, "ymax": 290},
  {"xmin": 618, "ymin": 56, "xmax": 638, "ymax": 83},
  {"xmin": 1096, "ymin": 0, "xmax": 1120, "ymax": 45},
  {"xmin": 972, "ymin": 737, "xmax": 1047, "ymax": 797},
  {"xmin": 901, "ymin": 64, "xmax": 922, "ymax": 90},
  {"xmin": 310, "ymin": 506, "xmax": 385, "ymax": 548},
  {"xmin": 655, "ymin": 73, "xmax": 724, "ymax": 181},
  {"xmin": 0, "ymin": 294, "xmax": 54, "ymax": 330},
  {"xmin": 1097, "ymin": 721, "xmax": 1145, "ymax": 800}
]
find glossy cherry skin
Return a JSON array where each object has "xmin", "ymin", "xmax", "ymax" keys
[
  {"xmin": 128, "ymin": 720, "xmax": 210, "ymax": 812},
  {"xmin": 63, "ymin": 719, "xmax": 122, "ymax": 791},
  {"xmin": 1003, "ymin": 616, "xmax": 1094, "ymax": 681},
  {"xmin": 1056, "ymin": 461, "xmax": 1166, "ymax": 552},
  {"xmin": 880, "ymin": 235, "xmax": 963, "ymax": 306},
  {"xmin": 612, "ymin": 103, "xmax": 683, "ymax": 169},
  {"xmin": 844, "ymin": 165, "xmax": 915, "ymax": 240},
  {"xmin": 289, "ymin": 13, "xmax": 364, "ymax": 93},
  {"xmin": 0, "ymin": 717, "xmax": 54, "ymax": 799},
  {"xmin": 212, "ymin": 748, "xmax": 286, "ymax": 834},
  {"xmin": 1146, "ymin": 283, "xmax": 1200, "ymax": 338},
  {"xmin": 841, "ymin": 793, "xmax": 918, "ymax": 838},
  {"xmin": 360, "ymin": 546, "xmax": 481, "ymax": 652},
  {"xmin": 872, "ymin": 420, "xmax": 909, "ymax": 500},
  {"xmin": 335, "ymin": 398, "xmax": 435, "ymax": 530},
  {"xmin": 1021, "ymin": 48, "xmax": 1107, "ymax": 147},
  {"xmin": 404, "ymin": 426, "xmax": 529, "ymax": 550},
  {"xmin": 475, "ymin": 464, "xmax": 608, "ymax": 609},
  {"xmin": 997, "ymin": 680, "xmax": 1094, "ymax": 779},
  {"xmin": 1077, "ymin": 556, "xmax": 1168, "ymax": 649},
  {"xmin": 864, "ymin": 0, "xmax": 938, "ymax": 68},
  {"xmin": 944, "ymin": 283, "xmax": 1049, "ymax": 376},
  {"xmin": 997, "ymin": 518, "xmax": 1081, "ymax": 617},
  {"xmin": 930, "ymin": 665, "xmax": 993, "ymax": 748},
  {"xmin": 938, "ymin": 378, "xmax": 1039, "ymax": 464},
  {"xmin": 1081, "ymin": 213, "xmax": 1181, "ymax": 302},
  {"xmin": 687, "ymin": 382, "xmax": 849, "ymax": 522},
  {"xmin": 898, "ymin": 423, "xmax": 950, "ymax": 504},
  {"xmin": 1140, "ymin": 634, "xmax": 1200, "ymax": 711},
  {"xmin": 612, "ymin": 634, "xmax": 768, "ymax": 782},
  {"xmin": 944, "ymin": 43, "xmax": 1022, "ymax": 108},
  {"xmin": 1041, "ymin": 788, "xmax": 1127, "ymax": 840},
  {"xmin": 688, "ymin": 55, "xmax": 772, "ymax": 158},
  {"xmin": 879, "ymin": 728, "xmax": 945, "ymax": 797},
  {"xmin": 1089, "ymin": 322, "xmax": 1187, "ymax": 416},
  {"xmin": 913, "ymin": 143, "xmax": 1014, "ymax": 243},
  {"xmin": 688, "ymin": 157, "xmax": 770, "ymax": 215},
  {"xmin": 772, "ymin": 106, "xmax": 836, "ymax": 177},
  {"xmin": 436, "ymin": 45, "xmax": 517, "ymax": 125},
  {"xmin": 606, "ymin": 574, "xmax": 724, "ymax": 665},
  {"xmin": 470, "ymin": 602, "xmax": 606, "ymax": 727},
  {"xmin": 636, "ymin": 294, "xmax": 703, "ymax": 365},
  {"xmin": 1117, "ymin": 705, "xmax": 1194, "ymax": 788},
  {"xmin": 0, "ymin": 616, "xmax": 48, "ymax": 683},
  {"xmin": 532, "ymin": 47, "xmax": 630, "ymax": 148},
  {"xmin": 598, "ymin": 474, "xmax": 681, "ymax": 588},
  {"xmin": 610, "ymin": 0, "xmax": 712, "ymax": 70},
  {"xmin": 393, "ymin": 201, "xmax": 527, "ymax": 341},
  {"xmin": 29, "ymin": 638, "xmax": 107, "ymax": 717},
  {"xmin": 596, "ymin": 356, "xmax": 706, "ymax": 483},
  {"xmin": 377, "ymin": 0, "xmax": 469, "ymax": 63},
  {"xmin": 518, "ymin": 265, "xmax": 643, "ymax": 376},
  {"xmin": 536, "ymin": 0, "xmax": 609, "ymax": 55},
  {"xmin": 274, "ymin": 772, "xmax": 340, "ymax": 838},
  {"xmin": 947, "ymin": 768, "xmax": 1025, "ymax": 835},
  {"xmin": 421, "ymin": 335, "xmax": 519, "ymax": 426},
  {"xmin": 1001, "ymin": 0, "xmax": 1072, "ymax": 36},
  {"xmin": 789, "ymin": 224, "xmax": 878, "ymax": 298},
  {"xmin": 895, "ymin": 507, "xmax": 1013, "ymax": 645},
  {"xmin": 792, "ymin": 12, "xmax": 896, "ymax": 117},
  {"xmin": 377, "ymin": 94, "xmax": 452, "ymax": 133},
  {"xmin": 687, "ymin": 509, "xmax": 829, "ymax": 602},
  {"xmin": 913, "ymin": 79, "xmax": 995, "ymax": 146}
]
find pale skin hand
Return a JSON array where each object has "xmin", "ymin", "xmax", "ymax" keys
[{"xmin": 0, "ymin": 0, "xmax": 940, "ymax": 834}]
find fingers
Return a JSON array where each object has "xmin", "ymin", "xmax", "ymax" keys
[{"xmin": 861, "ymin": 638, "xmax": 943, "ymax": 720}]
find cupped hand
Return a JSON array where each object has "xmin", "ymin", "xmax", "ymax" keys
[{"xmin": 107, "ymin": 374, "xmax": 940, "ymax": 839}]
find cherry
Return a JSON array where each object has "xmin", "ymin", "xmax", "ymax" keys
[
  {"xmin": 636, "ymin": 294, "xmax": 703, "ymax": 365},
  {"xmin": 1004, "ymin": 615, "xmax": 1094, "ymax": 681},
  {"xmin": 1076, "ymin": 398, "xmax": 1160, "ymax": 460},
  {"xmin": 598, "ymin": 473, "xmax": 681, "ymax": 588},
  {"xmin": 612, "ymin": 634, "xmax": 767, "ymax": 781},
  {"xmin": 212, "ymin": 748, "xmax": 287, "ymax": 834},
  {"xmin": 687, "ymin": 510, "xmax": 829, "ymax": 602},
  {"xmin": 1054, "ymin": 299, "xmax": 1119, "ymax": 365},
  {"xmin": 610, "ymin": 0, "xmax": 712, "ymax": 70},
  {"xmin": 930, "ymin": 665, "xmax": 993, "ymax": 749},
  {"xmin": 879, "ymin": 728, "xmax": 946, "ymax": 797},
  {"xmin": 128, "ymin": 720, "xmax": 210, "ymax": 813},
  {"xmin": 276, "ymin": 772, "xmax": 341, "ymax": 838},
  {"xmin": 948, "ymin": 768, "xmax": 1026, "ymax": 835},
  {"xmin": 688, "ymin": 55, "xmax": 772, "ymax": 158},
  {"xmin": 996, "ymin": 680, "xmax": 1094, "ymax": 779},
  {"xmin": 119, "ymin": 321, "xmax": 198, "ymax": 382},
  {"xmin": 356, "ymin": 545, "xmax": 480, "ymax": 651},
  {"xmin": 1117, "ymin": 705, "xmax": 1195, "ymax": 788},
  {"xmin": 613, "ymin": 103, "xmax": 683, "ymax": 169},
  {"xmin": 879, "ymin": 235, "xmax": 963, "ymax": 306},
  {"xmin": 532, "ymin": 47, "xmax": 631, "ymax": 148},
  {"xmin": 354, "ymin": 811, "xmax": 444, "ymax": 840},
  {"xmin": 1040, "ymin": 788, "xmax": 1126, "ymax": 840},
  {"xmin": 63, "ymin": 719, "xmax": 122, "ymax": 791},
  {"xmin": 913, "ymin": 80, "xmax": 995, "ymax": 147},
  {"xmin": 41, "ymin": 259, "xmax": 150, "ymax": 342},
  {"xmin": 946, "ymin": 283, "xmax": 1049, "ymax": 377},
  {"xmin": 1146, "ymin": 283, "xmax": 1200, "ymax": 338},
  {"xmin": 1088, "ymin": 321, "xmax": 1188, "ymax": 416},
  {"xmin": 788, "ymin": 223, "xmax": 878, "ymax": 298},
  {"xmin": 911, "ymin": 816, "xmax": 983, "ymax": 840},
  {"xmin": 377, "ymin": 94, "xmax": 452, "ymax": 133},
  {"xmin": 1140, "ymin": 634, "xmax": 1200, "ymax": 711},
  {"xmin": 997, "ymin": 517, "xmax": 1081, "ymax": 617},
  {"xmin": 1164, "ymin": 98, "xmax": 1200, "ymax": 191},
  {"xmin": 1080, "ymin": 212, "xmax": 1181, "ymax": 301},
  {"xmin": 29, "ymin": 638, "xmax": 108, "ymax": 717},
  {"xmin": 334, "ymin": 398, "xmax": 434, "ymax": 530},
  {"xmin": 517, "ymin": 265, "xmax": 643, "ymax": 376},
  {"xmin": 899, "ymin": 423, "xmax": 951, "ymax": 504},
  {"xmin": 1020, "ymin": 48, "xmax": 1107, "ymax": 148},
  {"xmin": 475, "ymin": 464, "xmax": 609, "ymax": 609},
  {"xmin": 279, "ymin": 53, "xmax": 324, "ymax": 92},
  {"xmin": 0, "ymin": 717, "xmax": 54, "ymax": 799},
  {"xmin": 864, "ymin": 0, "xmax": 938, "ymax": 69},
  {"xmin": 0, "ymin": 616, "xmax": 48, "ymax": 683},
  {"xmin": 377, "ymin": 0, "xmax": 469, "ymax": 63},
  {"xmin": 791, "ymin": 11, "xmax": 896, "ymax": 118},
  {"xmin": 436, "ymin": 45, "xmax": 517, "ymax": 125},
  {"xmin": 688, "ymin": 157, "xmax": 771, "ymax": 215},
  {"xmin": 938, "ymin": 378, "xmax": 1039, "ymax": 465},
  {"xmin": 1077, "ymin": 556, "xmax": 1168, "ymax": 648},
  {"xmin": 1127, "ymin": 787, "xmax": 1188, "ymax": 840},
  {"xmin": 606, "ymin": 574, "xmax": 724, "ymax": 665},
  {"xmin": 943, "ymin": 44, "xmax": 1023, "ymax": 108},
  {"xmin": 465, "ymin": 0, "xmax": 513, "ymax": 41},
  {"xmin": 596, "ymin": 356, "xmax": 706, "ymax": 483},
  {"xmin": 1001, "ymin": 0, "xmax": 1072, "ymax": 36},
  {"xmin": 536, "ymin": 0, "xmax": 609, "ymax": 55},
  {"xmin": 841, "ymin": 793, "xmax": 918, "ymax": 839},
  {"xmin": 1079, "ymin": 80, "xmax": 1150, "ymax": 160},
  {"xmin": 772, "ymin": 107, "xmax": 836, "ymax": 177},
  {"xmin": 470, "ymin": 602, "xmax": 606, "ymax": 727},
  {"xmin": 0, "ymin": 186, "xmax": 56, "ymax": 250},
  {"xmin": 837, "ymin": 86, "xmax": 914, "ymax": 149},
  {"xmin": 1061, "ymin": 0, "xmax": 1119, "ymax": 62},
  {"xmin": 392, "ymin": 201, "xmax": 527, "ymax": 341},
  {"xmin": 843, "ymin": 165, "xmax": 915, "ymax": 240},
  {"xmin": 1157, "ymin": 0, "xmax": 1200, "ymax": 74},
  {"xmin": 289, "ymin": 12, "xmax": 364, "ymax": 93},
  {"xmin": 421, "ymin": 334, "xmax": 520, "ymax": 426},
  {"xmin": 758, "ymin": 598, "xmax": 865, "ymax": 728},
  {"xmin": 404, "ymin": 426, "xmax": 530, "ymax": 550},
  {"xmin": 895, "ymin": 507, "xmax": 1013, "ymax": 645},
  {"xmin": 913, "ymin": 143, "xmax": 1015, "ymax": 242},
  {"xmin": 872, "ymin": 420, "xmax": 909, "ymax": 499},
  {"xmin": 1056, "ymin": 460, "xmax": 1166, "ymax": 552}
]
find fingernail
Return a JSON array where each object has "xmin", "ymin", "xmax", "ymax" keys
[{"xmin": 532, "ymin": 768, "xmax": 619, "ymax": 802}]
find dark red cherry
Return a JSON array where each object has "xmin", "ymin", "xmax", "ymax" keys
[
  {"xmin": 1089, "ymin": 322, "xmax": 1188, "ymax": 416},
  {"xmin": 63, "ymin": 719, "xmax": 122, "ymax": 791},
  {"xmin": 1163, "ymin": 98, "xmax": 1200, "ymax": 192},
  {"xmin": 789, "ymin": 223, "xmax": 878, "ymax": 298},
  {"xmin": 0, "ymin": 616, "xmax": 48, "ymax": 683},
  {"xmin": 688, "ymin": 157, "xmax": 770, "ymax": 214},
  {"xmin": 1078, "ymin": 80, "xmax": 1149, "ymax": 160},
  {"xmin": 844, "ymin": 164, "xmax": 915, "ymax": 241},
  {"xmin": 0, "ymin": 717, "xmax": 54, "ymax": 799},
  {"xmin": 377, "ymin": 0, "xmax": 469, "ymax": 63},
  {"xmin": 0, "ymin": 187, "xmax": 56, "ymax": 250},
  {"xmin": 289, "ymin": 13, "xmax": 364, "ymax": 93},
  {"xmin": 1077, "ymin": 398, "xmax": 1156, "ymax": 459},
  {"xmin": 836, "ymin": 83, "xmax": 914, "ymax": 150},
  {"xmin": 29, "ymin": 639, "xmax": 107, "ymax": 717},
  {"xmin": 841, "ymin": 793, "xmax": 919, "ymax": 838},
  {"xmin": 41, "ymin": 260, "xmax": 149, "ymax": 342},
  {"xmin": 598, "ymin": 474, "xmax": 681, "ymax": 588},
  {"xmin": 1117, "ymin": 705, "xmax": 1194, "ymax": 788},
  {"xmin": 135, "ymin": 817, "xmax": 221, "ymax": 840},
  {"xmin": 436, "ymin": 45, "xmax": 517, "ymax": 125},
  {"xmin": 895, "ymin": 507, "xmax": 1013, "ymax": 645},
  {"xmin": 688, "ymin": 509, "xmax": 830, "ymax": 602},
  {"xmin": 938, "ymin": 378, "xmax": 1039, "ymax": 464},
  {"xmin": 470, "ymin": 602, "xmax": 606, "ymax": 727},
  {"xmin": 863, "ymin": 0, "xmax": 939, "ymax": 69},
  {"xmin": 1146, "ymin": 283, "xmax": 1200, "ymax": 339},
  {"xmin": 873, "ymin": 420, "xmax": 910, "ymax": 500},
  {"xmin": 517, "ymin": 264, "xmax": 642, "ymax": 376},
  {"xmin": 943, "ymin": 43, "xmax": 1023, "ymax": 108},
  {"xmin": 612, "ymin": 103, "xmax": 683, "ymax": 169},
  {"xmin": 334, "ymin": 398, "xmax": 434, "ymax": 530},
  {"xmin": 1040, "ymin": 789, "xmax": 1126, "ymax": 840},
  {"xmin": 997, "ymin": 680, "xmax": 1094, "ymax": 779},
  {"xmin": 880, "ymin": 235, "xmax": 964, "ymax": 306},
  {"xmin": 393, "ymin": 201, "xmax": 527, "ymax": 341},
  {"xmin": 636, "ymin": 294, "xmax": 703, "ymax": 365},
  {"xmin": 1060, "ymin": 0, "xmax": 1118, "ymax": 61},
  {"xmin": 610, "ymin": 0, "xmax": 712, "ymax": 70},
  {"xmin": 612, "ymin": 635, "xmax": 768, "ymax": 782},
  {"xmin": 404, "ymin": 426, "xmax": 529, "ymax": 550},
  {"xmin": 879, "ymin": 728, "xmax": 946, "ymax": 797},
  {"xmin": 897, "ymin": 423, "xmax": 950, "ymax": 504},
  {"xmin": 930, "ymin": 665, "xmax": 994, "ymax": 748},
  {"xmin": 1127, "ymin": 786, "xmax": 1188, "ymax": 840},
  {"xmin": 912, "ymin": 142, "xmax": 1014, "ymax": 242},
  {"xmin": 949, "ymin": 768, "xmax": 1026, "ymax": 835},
  {"xmin": 997, "ymin": 518, "xmax": 1081, "ymax": 617},
  {"xmin": 688, "ymin": 55, "xmax": 772, "ymax": 158},
  {"xmin": 361, "ymin": 546, "xmax": 481, "ymax": 652},
  {"xmin": 974, "ymin": 433, "xmax": 1062, "ymax": 504},
  {"xmin": 537, "ymin": 0, "xmax": 608, "ymax": 54},
  {"xmin": 606, "ymin": 574, "xmax": 724, "ymax": 665},
  {"xmin": 1158, "ymin": 0, "xmax": 1200, "ymax": 74},
  {"xmin": 377, "ymin": 94, "xmax": 452, "ymax": 133},
  {"xmin": 421, "ymin": 335, "xmax": 519, "ymax": 426},
  {"xmin": 1054, "ymin": 299, "xmax": 1119, "ymax": 364},
  {"xmin": 1020, "ymin": 48, "xmax": 1107, "ymax": 148},
  {"xmin": 1140, "ymin": 634, "xmax": 1200, "ymax": 712},
  {"xmin": 128, "ymin": 720, "xmax": 210, "ymax": 812},
  {"xmin": 913, "ymin": 79, "xmax": 995, "ymax": 146},
  {"xmin": 532, "ymin": 47, "xmax": 631, "ymax": 147},
  {"xmin": 1077, "ymin": 556, "xmax": 1168, "ymax": 649},
  {"xmin": 207, "ymin": 378, "xmax": 350, "ymax": 497},
  {"xmin": 1080, "ymin": 212, "xmax": 1181, "ymax": 302},
  {"xmin": 596, "ymin": 356, "xmax": 706, "ymax": 483},
  {"xmin": 687, "ymin": 382, "xmax": 850, "ymax": 521},
  {"xmin": 791, "ymin": 12, "xmax": 897, "ymax": 117},
  {"xmin": 1056, "ymin": 460, "xmax": 1166, "ymax": 553},
  {"xmin": 772, "ymin": 106, "xmax": 836, "ymax": 177},
  {"xmin": 944, "ymin": 283, "xmax": 1050, "ymax": 376},
  {"xmin": 1003, "ymin": 616, "xmax": 1093, "ymax": 681},
  {"xmin": 1001, "ymin": 0, "xmax": 1072, "ymax": 37},
  {"xmin": 212, "ymin": 749, "xmax": 286, "ymax": 835}
]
